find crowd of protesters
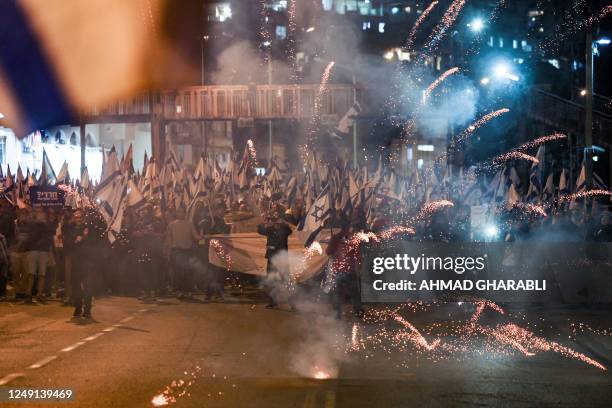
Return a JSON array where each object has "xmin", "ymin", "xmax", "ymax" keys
[{"xmin": 0, "ymin": 181, "xmax": 610, "ymax": 320}]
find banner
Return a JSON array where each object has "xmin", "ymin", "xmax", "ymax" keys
[
  {"xmin": 208, "ymin": 231, "xmax": 329, "ymax": 282},
  {"xmin": 29, "ymin": 185, "xmax": 65, "ymax": 207}
]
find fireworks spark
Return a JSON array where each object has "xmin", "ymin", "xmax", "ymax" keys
[
  {"xmin": 308, "ymin": 62, "xmax": 336, "ymax": 144},
  {"xmin": 415, "ymin": 200, "xmax": 454, "ymax": 221},
  {"xmin": 516, "ymin": 133, "xmax": 567, "ymax": 152},
  {"xmin": 246, "ymin": 139, "xmax": 257, "ymax": 164},
  {"xmin": 454, "ymin": 108, "xmax": 510, "ymax": 145},
  {"xmin": 492, "ymin": 151, "xmax": 539, "ymax": 166},
  {"xmin": 422, "ymin": 0, "xmax": 467, "ymax": 55},
  {"xmin": 406, "ymin": 1, "xmax": 439, "ymax": 51},
  {"xmin": 558, "ymin": 189, "xmax": 612, "ymax": 203},
  {"xmin": 423, "ymin": 67, "xmax": 460, "ymax": 100}
]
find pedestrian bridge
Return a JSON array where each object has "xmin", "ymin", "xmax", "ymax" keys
[{"xmin": 83, "ymin": 84, "xmax": 362, "ymax": 123}]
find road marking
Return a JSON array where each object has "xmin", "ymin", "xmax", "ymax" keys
[
  {"xmin": 303, "ymin": 390, "xmax": 316, "ymax": 408},
  {"xmin": 61, "ymin": 341, "xmax": 86, "ymax": 352},
  {"xmin": 0, "ymin": 372, "xmax": 24, "ymax": 385},
  {"xmin": 324, "ymin": 390, "xmax": 336, "ymax": 408},
  {"xmin": 102, "ymin": 326, "xmax": 116, "ymax": 332},
  {"xmin": 84, "ymin": 332, "xmax": 105, "ymax": 342},
  {"xmin": 28, "ymin": 355, "xmax": 57, "ymax": 369},
  {"xmin": 120, "ymin": 316, "xmax": 134, "ymax": 323},
  {"xmin": 138, "ymin": 308, "xmax": 149, "ymax": 313}
]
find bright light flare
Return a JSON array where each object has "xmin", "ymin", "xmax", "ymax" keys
[{"xmin": 468, "ymin": 18, "xmax": 484, "ymax": 32}]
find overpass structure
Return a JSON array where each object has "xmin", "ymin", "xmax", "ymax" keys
[
  {"xmin": 77, "ymin": 84, "xmax": 610, "ymax": 182},
  {"xmin": 80, "ymin": 83, "xmax": 362, "ymax": 161}
]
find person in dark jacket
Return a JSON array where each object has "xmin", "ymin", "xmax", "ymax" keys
[
  {"xmin": 65, "ymin": 209, "xmax": 96, "ymax": 318},
  {"xmin": 257, "ymin": 210, "xmax": 292, "ymax": 308}
]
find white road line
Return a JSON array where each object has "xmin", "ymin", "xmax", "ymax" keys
[
  {"xmin": 138, "ymin": 308, "xmax": 149, "ymax": 313},
  {"xmin": 84, "ymin": 332, "xmax": 105, "ymax": 342},
  {"xmin": 120, "ymin": 316, "xmax": 134, "ymax": 323},
  {"xmin": 0, "ymin": 372, "xmax": 24, "ymax": 385},
  {"xmin": 102, "ymin": 326, "xmax": 116, "ymax": 332},
  {"xmin": 28, "ymin": 355, "xmax": 57, "ymax": 369},
  {"xmin": 61, "ymin": 341, "xmax": 86, "ymax": 352}
]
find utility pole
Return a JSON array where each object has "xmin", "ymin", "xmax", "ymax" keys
[
  {"xmin": 268, "ymin": 58, "xmax": 273, "ymax": 165},
  {"xmin": 584, "ymin": 5, "xmax": 593, "ymax": 192},
  {"xmin": 352, "ymin": 71, "xmax": 358, "ymax": 169}
]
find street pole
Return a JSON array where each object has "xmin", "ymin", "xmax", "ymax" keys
[
  {"xmin": 585, "ymin": 10, "xmax": 593, "ymax": 192},
  {"xmin": 79, "ymin": 118, "xmax": 86, "ymax": 175},
  {"xmin": 352, "ymin": 72, "xmax": 358, "ymax": 169},
  {"xmin": 268, "ymin": 58, "xmax": 273, "ymax": 165},
  {"xmin": 201, "ymin": 37, "xmax": 205, "ymax": 86}
]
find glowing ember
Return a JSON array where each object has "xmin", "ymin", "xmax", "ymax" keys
[
  {"xmin": 151, "ymin": 393, "xmax": 173, "ymax": 406},
  {"xmin": 313, "ymin": 370, "xmax": 331, "ymax": 380}
]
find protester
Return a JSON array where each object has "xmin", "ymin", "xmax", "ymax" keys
[
  {"xmin": 257, "ymin": 209, "xmax": 292, "ymax": 308},
  {"xmin": 65, "ymin": 209, "xmax": 95, "ymax": 318},
  {"xmin": 167, "ymin": 207, "xmax": 201, "ymax": 299},
  {"xmin": 325, "ymin": 220, "xmax": 364, "ymax": 319},
  {"xmin": 23, "ymin": 208, "xmax": 55, "ymax": 303}
]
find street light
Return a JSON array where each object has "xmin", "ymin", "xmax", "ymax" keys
[
  {"xmin": 467, "ymin": 18, "xmax": 484, "ymax": 33},
  {"xmin": 492, "ymin": 61, "xmax": 519, "ymax": 82},
  {"xmin": 595, "ymin": 37, "xmax": 611, "ymax": 45}
]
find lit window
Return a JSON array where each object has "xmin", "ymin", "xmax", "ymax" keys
[
  {"xmin": 215, "ymin": 4, "xmax": 232, "ymax": 22},
  {"xmin": 499, "ymin": 37, "xmax": 504, "ymax": 48},
  {"xmin": 417, "ymin": 144, "xmax": 435, "ymax": 152},
  {"xmin": 275, "ymin": 25, "xmax": 287, "ymax": 39},
  {"xmin": 417, "ymin": 159, "xmax": 424, "ymax": 168},
  {"xmin": 513, "ymin": 40, "xmax": 518, "ymax": 49},
  {"xmin": 362, "ymin": 21, "xmax": 371, "ymax": 30},
  {"xmin": 378, "ymin": 22, "xmax": 386, "ymax": 33},
  {"xmin": 0, "ymin": 136, "xmax": 5, "ymax": 165}
]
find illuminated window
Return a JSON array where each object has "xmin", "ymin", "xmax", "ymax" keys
[
  {"xmin": 276, "ymin": 25, "xmax": 287, "ymax": 39},
  {"xmin": 0, "ymin": 136, "xmax": 5, "ymax": 164},
  {"xmin": 417, "ymin": 144, "xmax": 435, "ymax": 152},
  {"xmin": 378, "ymin": 22, "xmax": 385, "ymax": 33}
]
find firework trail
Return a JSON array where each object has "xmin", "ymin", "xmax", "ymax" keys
[
  {"xmin": 415, "ymin": 200, "xmax": 454, "ymax": 222},
  {"xmin": 308, "ymin": 62, "xmax": 336, "ymax": 144},
  {"xmin": 394, "ymin": 314, "xmax": 441, "ymax": 350},
  {"xmin": 453, "ymin": 108, "xmax": 510, "ymax": 145},
  {"xmin": 492, "ymin": 324, "xmax": 607, "ymax": 371},
  {"xmin": 259, "ymin": 0, "xmax": 272, "ymax": 61},
  {"xmin": 492, "ymin": 151, "xmax": 539, "ymax": 166},
  {"xmin": 514, "ymin": 202, "xmax": 547, "ymax": 218},
  {"xmin": 421, "ymin": 0, "xmax": 467, "ymax": 56},
  {"xmin": 423, "ymin": 67, "xmax": 460, "ymax": 100},
  {"xmin": 558, "ymin": 189, "xmax": 612, "ymax": 203},
  {"xmin": 515, "ymin": 133, "xmax": 567, "ymax": 152},
  {"xmin": 287, "ymin": 0, "xmax": 298, "ymax": 81},
  {"xmin": 406, "ymin": 1, "xmax": 439, "ymax": 51},
  {"xmin": 210, "ymin": 239, "xmax": 232, "ymax": 271}
]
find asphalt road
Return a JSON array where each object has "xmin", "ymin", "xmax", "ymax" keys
[{"xmin": 1, "ymin": 293, "xmax": 611, "ymax": 407}]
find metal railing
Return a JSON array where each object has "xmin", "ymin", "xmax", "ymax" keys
[{"xmin": 85, "ymin": 84, "xmax": 363, "ymax": 121}]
